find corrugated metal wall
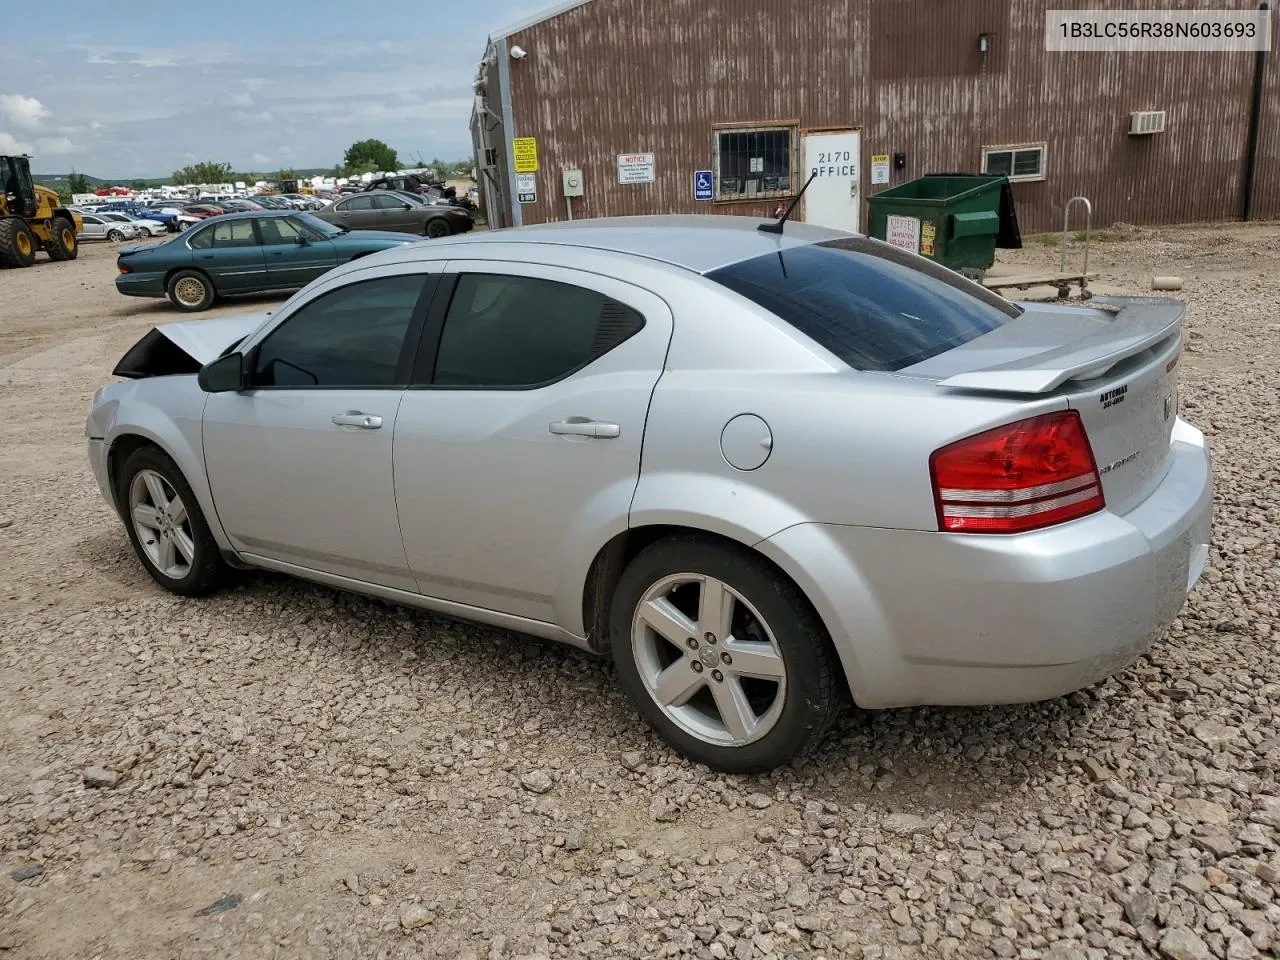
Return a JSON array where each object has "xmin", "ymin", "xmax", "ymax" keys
[{"xmin": 496, "ymin": 0, "xmax": 1276, "ymax": 232}]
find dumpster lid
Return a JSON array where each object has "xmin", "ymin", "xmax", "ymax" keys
[{"xmin": 925, "ymin": 172, "xmax": 1022, "ymax": 249}]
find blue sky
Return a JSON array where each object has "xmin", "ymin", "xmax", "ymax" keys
[{"xmin": 0, "ymin": 0, "xmax": 546, "ymax": 177}]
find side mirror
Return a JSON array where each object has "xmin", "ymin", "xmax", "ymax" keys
[
  {"xmin": 197, "ymin": 352, "xmax": 247, "ymax": 393},
  {"xmin": 295, "ymin": 234, "xmax": 310, "ymax": 245}
]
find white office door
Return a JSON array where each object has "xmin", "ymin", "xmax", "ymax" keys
[{"xmin": 801, "ymin": 130, "xmax": 861, "ymax": 233}]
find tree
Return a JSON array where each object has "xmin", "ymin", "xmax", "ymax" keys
[
  {"xmin": 68, "ymin": 170, "xmax": 92, "ymax": 195},
  {"xmin": 130, "ymin": 180, "xmax": 148, "ymax": 191},
  {"xmin": 342, "ymin": 139, "xmax": 398, "ymax": 176},
  {"xmin": 171, "ymin": 161, "xmax": 235, "ymax": 185}
]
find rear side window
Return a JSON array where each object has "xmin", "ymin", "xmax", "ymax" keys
[
  {"xmin": 432, "ymin": 274, "xmax": 645, "ymax": 387},
  {"xmin": 706, "ymin": 238, "xmax": 1021, "ymax": 372}
]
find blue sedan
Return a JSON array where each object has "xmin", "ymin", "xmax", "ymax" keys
[{"xmin": 115, "ymin": 210, "xmax": 415, "ymax": 311}]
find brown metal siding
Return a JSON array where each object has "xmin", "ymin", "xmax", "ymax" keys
[
  {"xmin": 1252, "ymin": 40, "xmax": 1279, "ymax": 220},
  {"xmin": 501, "ymin": 0, "xmax": 1274, "ymax": 232}
]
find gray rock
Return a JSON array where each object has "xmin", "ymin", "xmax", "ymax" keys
[
  {"xmin": 1159, "ymin": 927, "xmax": 1213, "ymax": 960},
  {"xmin": 83, "ymin": 766, "xmax": 120, "ymax": 789},
  {"xmin": 1126, "ymin": 891, "xmax": 1156, "ymax": 926},
  {"xmin": 9, "ymin": 865, "xmax": 42, "ymax": 882},
  {"xmin": 619, "ymin": 751, "xmax": 643, "ymax": 771},
  {"xmin": 399, "ymin": 903, "xmax": 434, "ymax": 930},
  {"xmin": 881, "ymin": 813, "xmax": 932, "ymax": 836},
  {"xmin": 520, "ymin": 771, "xmax": 553, "ymax": 794},
  {"xmin": 650, "ymin": 797, "xmax": 678, "ymax": 822},
  {"xmin": 1083, "ymin": 756, "xmax": 1110, "ymax": 781},
  {"xmin": 1175, "ymin": 798, "xmax": 1231, "ymax": 825},
  {"xmin": 564, "ymin": 823, "xmax": 584, "ymax": 852},
  {"xmin": 746, "ymin": 792, "xmax": 773, "ymax": 810}
]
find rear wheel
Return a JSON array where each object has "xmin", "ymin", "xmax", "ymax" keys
[
  {"xmin": 46, "ymin": 218, "xmax": 78, "ymax": 261},
  {"xmin": 0, "ymin": 218, "xmax": 37, "ymax": 267},
  {"xmin": 115, "ymin": 445, "xmax": 227, "ymax": 596},
  {"xmin": 166, "ymin": 269, "xmax": 215, "ymax": 311},
  {"xmin": 425, "ymin": 218, "xmax": 451, "ymax": 239},
  {"xmin": 610, "ymin": 537, "xmax": 841, "ymax": 773}
]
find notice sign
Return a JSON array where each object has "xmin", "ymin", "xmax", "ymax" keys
[
  {"xmin": 693, "ymin": 170, "xmax": 714, "ymax": 201},
  {"xmin": 617, "ymin": 153, "xmax": 656, "ymax": 184},
  {"xmin": 516, "ymin": 172, "xmax": 537, "ymax": 203},
  {"xmin": 885, "ymin": 214, "xmax": 921, "ymax": 253},
  {"xmin": 920, "ymin": 220, "xmax": 937, "ymax": 256},
  {"xmin": 513, "ymin": 137, "xmax": 539, "ymax": 173},
  {"xmin": 871, "ymin": 154, "xmax": 890, "ymax": 185}
]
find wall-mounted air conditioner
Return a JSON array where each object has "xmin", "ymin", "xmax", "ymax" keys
[{"xmin": 1129, "ymin": 111, "xmax": 1166, "ymax": 135}]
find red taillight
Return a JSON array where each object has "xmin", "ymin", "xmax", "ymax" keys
[
  {"xmin": 118, "ymin": 262, "xmax": 132, "ymax": 274},
  {"xmin": 929, "ymin": 411, "xmax": 1105, "ymax": 534}
]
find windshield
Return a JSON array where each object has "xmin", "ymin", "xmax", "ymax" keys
[
  {"xmin": 706, "ymin": 238, "xmax": 1021, "ymax": 372},
  {"xmin": 295, "ymin": 212, "xmax": 345, "ymax": 238}
]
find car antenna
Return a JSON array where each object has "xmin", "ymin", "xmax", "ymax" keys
[{"xmin": 758, "ymin": 170, "xmax": 818, "ymax": 235}]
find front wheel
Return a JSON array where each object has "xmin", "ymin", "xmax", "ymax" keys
[
  {"xmin": 46, "ymin": 218, "xmax": 78, "ymax": 261},
  {"xmin": 106, "ymin": 229, "xmax": 125, "ymax": 242},
  {"xmin": 116, "ymin": 445, "xmax": 228, "ymax": 596},
  {"xmin": 425, "ymin": 218, "xmax": 451, "ymax": 239},
  {"xmin": 610, "ymin": 537, "xmax": 841, "ymax": 773}
]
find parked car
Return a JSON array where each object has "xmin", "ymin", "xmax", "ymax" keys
[
  {"xmin": 101, "ymin": 212, "xmax": 168, "ymax": 237},
  {"xmin": 114, "ymin": 210, "xmax": 415, "ymax": 311},
  {"xmin": 78, "ymin": 213, "xmax": 139, "ymax": 242},
  {"xmin": 181, "ymin": 203, "xmax": 226, "ymax": 218},
  {"xmin": 86, "ymin": 216, "xmax": 1212, "ymax": 772},
  {"xmin": 313, "ymin": 192, "xmax": 472, "ymax": 238}
]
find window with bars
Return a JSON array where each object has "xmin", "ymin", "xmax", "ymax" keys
[
  {"xmin": 981, "ymin": 144, "xmax": 1047, "ymax": 182},
  {"xmin": 714, "ymin": 125, "xmax": 796, "ymax": 201}
]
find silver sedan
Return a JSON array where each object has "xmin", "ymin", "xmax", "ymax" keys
[{"xmin": 85, "ymin": 216, "xmax": 1212, "ymax": 772}]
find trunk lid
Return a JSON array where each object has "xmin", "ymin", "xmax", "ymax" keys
[{"xmin": 905, "ymin": 297, "xmax": 1184, "ymax": 514}]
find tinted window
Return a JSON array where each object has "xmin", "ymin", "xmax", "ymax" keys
[
  {"xmin": 372, "ymin": 194, "xmax": 407, "ymax": 210},
  {"xmin": 253, "ymin": 275, "xmax": 427, "ymax": 388},
  {"xmin": 706, "ymin": 238, "xmax": 1020, "ymax": 372},
  {"xmin": 187, "ymin": 225, "xmax": 213, "ymax": 249},
  {"xmin": 432, "ymin": 275, "xmax": 645, "ymax": 387},
  {"xmin": 258, "ymin": 216, "xmax": 304, "ymax": 244},
  {"xmin": 212, "ymin": 220, "xmax": 257, "ymax": 248},
  {"xmin": 339, "ymin": 196, "xmax": 374, "ymax": 211}
]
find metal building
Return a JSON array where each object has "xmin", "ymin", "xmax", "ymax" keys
[{"xmin": 472, "ymin": 0, "xmax": 1276, "ymax": 234}]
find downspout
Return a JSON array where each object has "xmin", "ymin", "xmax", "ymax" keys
[
  {"xmin": 1242, "ymin": 2, "xmax": 1269, "ymax": 221},
  {"xmin": 495, "ymin": 36, "xmax": 523, "ymax": 227}
]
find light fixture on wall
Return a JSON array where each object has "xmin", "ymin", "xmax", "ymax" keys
[
  {"xmin": 978, "ymin": 33, "xmax": 992, "ymax": 55},
  {"xmin": 510, "ymin": 45, "xmax": 528, "ymax": 60}
]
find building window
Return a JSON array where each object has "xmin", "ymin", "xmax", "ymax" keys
[
  {"xmin": 714, "ymin": 125, "xmax": 797, "ymax": 201},
  {"xmin": 981, "ymin": 144, "xmax": 1047, "ymax": 182}
]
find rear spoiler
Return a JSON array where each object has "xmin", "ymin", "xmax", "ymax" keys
[{"xmin": 937, "ymin": 297, "xmax": 1184, "ymax": 394}]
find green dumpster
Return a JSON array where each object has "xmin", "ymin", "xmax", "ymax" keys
[{"xmin": 866, "ymin": 174, "xmax": 1021, "ymax": 276}]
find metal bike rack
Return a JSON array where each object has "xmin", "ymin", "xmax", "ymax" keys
[{"xmin": 1059, "ymin": 196, "xmax": 1093, "ymax": 299}]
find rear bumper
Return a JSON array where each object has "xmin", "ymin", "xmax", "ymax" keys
[
  {"xmin": 759, "ymin": 417, "xmax": 1213, "ymax": 708},
  {"xmin": 115, "ymin": 274, "xmax": 166, "ymax": 298}
]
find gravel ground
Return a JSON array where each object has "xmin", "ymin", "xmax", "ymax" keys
[{"xmin": 1, "ymin": 224, "xmax": 1278, "ymax": 960}]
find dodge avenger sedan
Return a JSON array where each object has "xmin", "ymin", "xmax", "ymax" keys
[
  {"xmin": 87, "ymin": 215, "xmax": 1212, "ymax": 772},
  {"xmin": 115, "ymin": 210, "xmax": 415, "ymax": 311}
]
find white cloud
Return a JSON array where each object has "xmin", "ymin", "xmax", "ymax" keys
[
  {"xmin": 231, "ymin": 109, "xmax": 274, "ymax": 123},
  {"xmin": 36, "ymin": 136, "xmax": 76, "ymax": 155},
  {"xmin": 251, "ymin": 152, "xmax": 272, "ymax": 165},
  {"xmin": 0, "ymin": 94, "xmax": 49, "ymax": 128},
  {"xmin": 0, "ymin": 131, "xmax": 34, "ymax": 154}
]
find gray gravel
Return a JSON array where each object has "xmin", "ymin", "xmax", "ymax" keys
[{"xmin": 1, "ymin": 224, "xmax": 1279, "ymax": 958}]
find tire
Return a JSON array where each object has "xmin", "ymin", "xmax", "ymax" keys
[
  {"xmin": 609, "ymin": 536, "xmax": 841, "ymax": 773},
  {"xmin": 166, "ymin": 269, "xmax": 215, "ymax": 312},
  {"xmin": 0, "ymin": 218, "xmax": 37, "ymax": 268},
  {"xmin": 46, "ymin": 217, "xmax": 78, "ymax": 261},
  {"xmin": 106, "ymin": 229, "xmax": 125, "ymax": 242},
  {"xmin": 425, "ymin": 218, "xmax": 451, "ymax": 239},
  {"xmin": 115, "ymin": 445, "xmax": 227, "ymax": 596}
]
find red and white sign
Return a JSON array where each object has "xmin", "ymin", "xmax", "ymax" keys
[{"xmin": 617, "ymin": 153, "xmax": 656, "ymax": 184}]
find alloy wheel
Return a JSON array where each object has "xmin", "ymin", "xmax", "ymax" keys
[
  {"xmin": 631, "ymin": 573, "xmax": 787, "ymax": 746},
  {"xmin": 174, "ymin": 277, "xmax": 206, "ymax": 307},
  {"xmin": 129, "ymin": 469, "xmax": 196, "ymax": 579}
]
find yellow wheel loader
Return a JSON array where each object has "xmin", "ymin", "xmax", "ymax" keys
[{"xmin": 0, "ymin": 155, "xmax": 82, "ymax": 268}]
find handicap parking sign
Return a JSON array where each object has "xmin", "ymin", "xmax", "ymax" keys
[{"xmin": 693, "ymin": 170, "xmax": 714, "ymax": 201}]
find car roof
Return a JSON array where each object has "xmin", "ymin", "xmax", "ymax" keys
[
  {"xmin": 192, "ymin": 209, "xmax": 298, "ymax": 221},
  {"xmin": 385, "ymin": 215, "xmax": 855, "ymax": 275}
]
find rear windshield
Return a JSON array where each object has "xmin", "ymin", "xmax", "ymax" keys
[{"xmin": 706, "ymin": 238, "xmax": 1021, "ymax": 372}]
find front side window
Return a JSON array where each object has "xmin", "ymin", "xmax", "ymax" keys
[
  {"xmin": 982, "ymin": 144, "xmax": 1047, "ymax": 182},
  {"xmin": 253, "ymin": 275, "xmax": 428, "ymax": 388},
  {"xmin": 714, "ymin": 125, "xmax": 796, "ymax": 201},
  {"xmin": 432, "ymin": 274, "xmax": 645, "ymax": 388},
  {"xmin": 212, "ymin": 220, "xmax": 257, "ymax": 248},
  {"xmin": 258, "ymin": 216, "xmax": 304, "ymax": 244},
  {"xmin": 372, "ymin": 194, "xmax": 408, "ymax": 210},
  {"xmin": 706, "ymin": 238, "xmax": 1021, "ymax": 372}
]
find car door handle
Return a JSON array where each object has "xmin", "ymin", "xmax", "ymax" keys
[
  {"xmin": 549, "ymin": 418, "xmax": 620, "ymax": 439},
  {"xmin": 332, "ymin": 411, "xmax": 383, "ymax": 429}
]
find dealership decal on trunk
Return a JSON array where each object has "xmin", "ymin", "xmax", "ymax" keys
[
  {"xmin": 1100, "ymin": 384, "xmax": 1128, "ymax": 409},
  {"xmin": 1099, "ymin": 450, "xmax": 1140, "ymax": 475}
]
